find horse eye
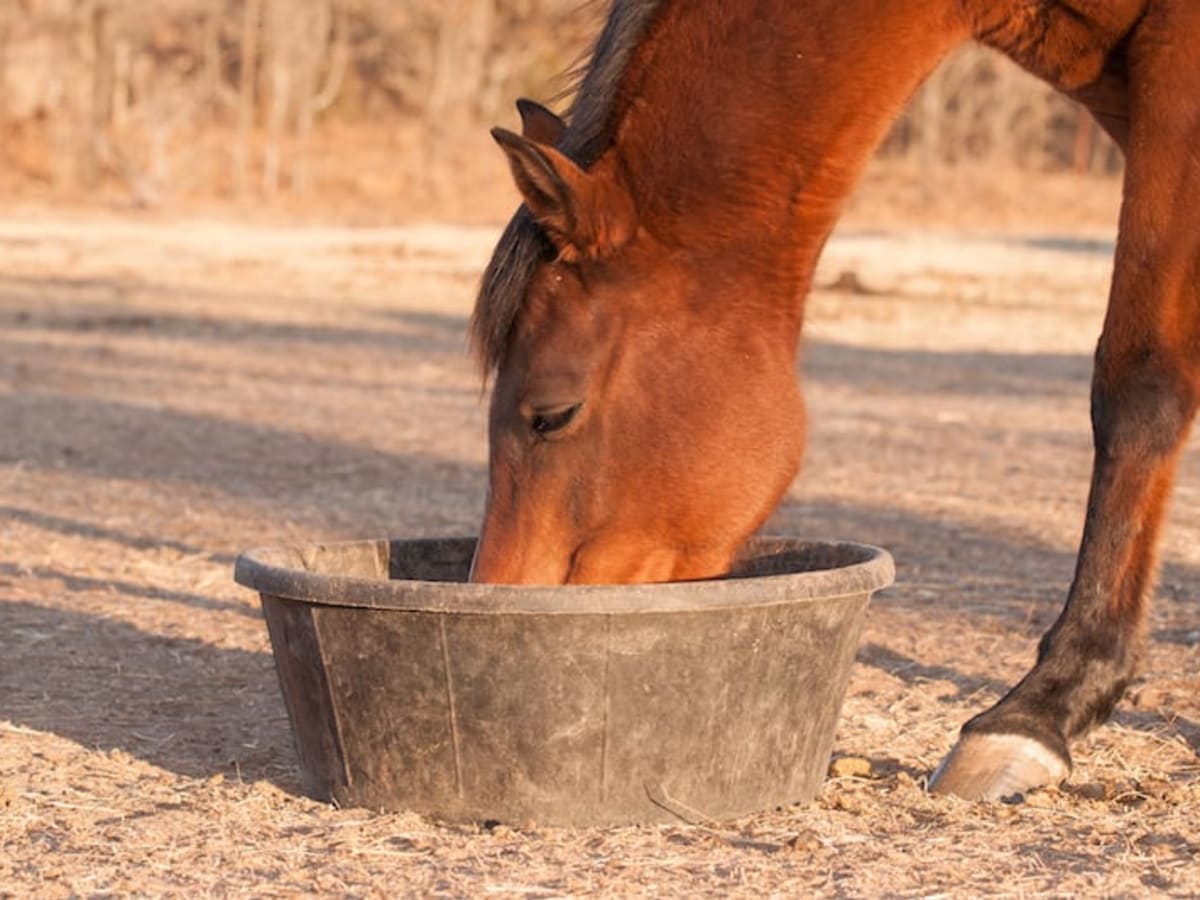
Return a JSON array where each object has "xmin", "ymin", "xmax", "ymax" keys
[{"xmin": 530, "ymin": 403, "xmax": 581, "ymax": 436}]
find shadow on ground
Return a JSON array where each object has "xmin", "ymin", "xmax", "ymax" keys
[
  {"xmin": 803, "ymin": 340, "xmax": 1092, "ymax": 399},
  {"xmin": 3, "ymin": 485, "xmax": 1195, "ymax": 791},
  {"xmin": 1, "ymin": 600, "xmax": 292, "ymax": 786},
  {"xmin": 768, "ymin": 494, "xmax": 1199, "ymax": 636},
  {"xmin": 0, "ymin": 391, "xmax": 485, "ymax": 533},
  {"xmin": 2, "ymin": 273, "xmax": 1195, "ymax": 791}
]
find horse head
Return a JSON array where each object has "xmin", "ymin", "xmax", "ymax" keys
[{"xmin": 469, "ymin": 102, "xmax": 806, "ymax": 584}]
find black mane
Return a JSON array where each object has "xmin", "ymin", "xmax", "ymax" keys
[{"xmin": 470, "ymin": 0, "xmax": 665, "ymax": 374}]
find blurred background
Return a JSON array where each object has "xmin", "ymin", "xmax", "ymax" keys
[{"xmin": 0, "ymin": 0, "xmax": 1123, "ymax": 226}]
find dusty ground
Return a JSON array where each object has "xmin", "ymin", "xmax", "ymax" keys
[{"xmin": 1, "ymin": 202, "xmax": 1198, "ymax": 897}]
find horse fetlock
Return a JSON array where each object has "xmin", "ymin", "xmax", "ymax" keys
[
  {"xmin": 927, "ymin": 732, "xmax": 1071, "ymax": 801},
  {"xmin": 1031, "ymin": 612, "xmax": 1141, "ymax": 738}
]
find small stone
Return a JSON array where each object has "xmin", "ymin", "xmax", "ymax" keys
[
  {"xmin": 1074, "ymin": 781, "xmax": 1111, "ymax": 802},
  {"xmin": 1129, "ymin": 685, "xmax": 1169, "ymax": 709},
  {"xmin": 251, "ymin": 780, "xmax": 285, "ymax": 802},
  {"xmin": 1135, "ymin": 777, "xmax": 1176, "ymax": 802},
  {"xmin": 829, "ymin": 756, "xmax": 873, "ymax": 779},
  {"xmin": 786, "ymin": 830, "xmax": 822, "ymax": 853},
  {"xmin": 1023, "ymin": 790, "xmax": 1056, "ymax": 808},
  {"xmin": 829, "ymin": 791, "xmax": 866, "ymax": 814}
]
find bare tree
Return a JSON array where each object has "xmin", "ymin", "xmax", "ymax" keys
[
  {"xmin": 259, "ymin": 0, "xmax": 347, "ymax": 197},
  {"xmin": 0, "ymin": 2, "xmax": 1122, "ymax": 214},
  {"xmin": 235, "ymin": 0, "xmax": 263, "ymax": 199},
  {"xmin": 293, "ymin": 0, "xmax": 348, "ymax": 195},
  {"xmin": 83, "ymin": 0, "xmax": 117, "ymax": 186},
  {"xmin": 424, "ymin": 0, "xmax": 495, "ymax": 200},
  {"xmin": 0, "ymin": 4, "xmax": 12, "ymax": 129}
]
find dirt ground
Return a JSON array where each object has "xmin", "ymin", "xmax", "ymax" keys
[{"xmin": 2, "ymin": 190, "xmax": 1199, "ymax": 897}]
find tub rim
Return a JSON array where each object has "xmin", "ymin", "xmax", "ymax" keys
[{"xmin": 234, "ymin": 536, "xmax": 895, "ymax": 615}]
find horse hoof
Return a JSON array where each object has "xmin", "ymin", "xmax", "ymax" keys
[{"xmin": 927, "ymin": 732, "xmax": 1069, "ymax": 800}]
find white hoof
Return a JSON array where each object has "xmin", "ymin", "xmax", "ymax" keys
[{"xmin": 928, "ymin": 732, "xmax": 1070, "ymax": 800}]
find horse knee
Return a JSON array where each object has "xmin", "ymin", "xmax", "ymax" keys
[{"xmin": 1090, "ymin": 350, "xmax": 1197, "ymax": 462}]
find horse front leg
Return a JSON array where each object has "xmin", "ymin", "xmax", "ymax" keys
[
  {"xmin": 930, "ymin": 365, "xmax": 1195, "ymax": 799},
  {"xmin": 929, "ymin": 28, "xmax": 1200, "ymax": 799}
]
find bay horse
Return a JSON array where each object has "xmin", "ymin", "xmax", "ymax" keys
[{"xmin": 468, "ymin": 0, "xmax": 1200, "ymax": 801}]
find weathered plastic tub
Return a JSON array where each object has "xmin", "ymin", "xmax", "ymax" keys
[{"xmin": 234, "ymin": 536, "xmax": 893, "ymax": 827}]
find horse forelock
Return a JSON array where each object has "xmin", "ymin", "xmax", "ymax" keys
[
  {"xmin": 471, "ymin": 209, "xmax": 553, "ymax": 375},
  {"xmin": 470, "ymin": 0, "xmax": 668, "ymax": 375}
]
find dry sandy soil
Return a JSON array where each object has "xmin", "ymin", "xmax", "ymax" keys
[{"xmin": 1, "ymin": 203, "xmax": 1198, "ymax": 897}]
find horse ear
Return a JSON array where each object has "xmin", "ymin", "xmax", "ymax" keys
[
  {"xmin": 491, "ymin": 127, "xmax": 579, "ymax": 247},
  {"xmin": 491, "ymin": 127, "xmax": 632, "ymax": 260},
  {"xmin": 516, "ymin": 98, "xmax": 565, "ymax": 145}
]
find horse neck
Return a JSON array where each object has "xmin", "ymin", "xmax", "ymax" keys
[{"xmin": 609, "ymin": 0, "xmax": 969, "ymax": 328}]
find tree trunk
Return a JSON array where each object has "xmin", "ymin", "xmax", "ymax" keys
[
  {"xmin": 1073, "ymin": 108, "xmax": 1096, "ymax": 174},
  {"xmin": 0, "ymin": 6, "xmax": 11, "ymax": 130},
  {"xmin": 84, "ymin": 0, "xmax": 116, "ymax": 187},
  {"xmin": 918, "ymin": 72, "xmax": 941, "ymax": 203},
  {"xmin": 292, "ymin": 0, "xmax": 333, "ymax": 197},
  {"xmin": 261, "ymin": 38, "xmax": 288, "ymax": 197},
  {"xmin": 235, "ymin": 0, "xmax": 262, "ymax": 198},
  {"xmin": 203, "ymin": 3, "xmax": 222, "ymax": 115},
  {"xmin": 425, "ymin": 0, "xmax": 495, "ymax": 205}
]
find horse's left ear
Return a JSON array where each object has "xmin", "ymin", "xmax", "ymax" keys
[
  {"xmin": 491, "ymin": 127, "xmax": 634, "ymax": 261},
  {"xmin": 516, "ymin": 98, "xmax": 566, "ymax": 145}
]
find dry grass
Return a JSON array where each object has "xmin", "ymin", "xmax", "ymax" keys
[{"xmin": 1, "ymin": 187, "xmax": 1198, "ymax": 896}]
